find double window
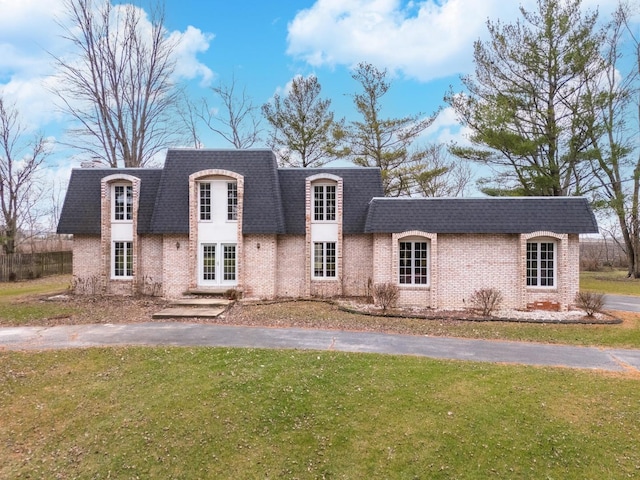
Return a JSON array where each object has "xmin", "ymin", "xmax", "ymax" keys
[
  {"xmin": 201, "ymin": 243, "xmax": 237, "ymax": 283},
  {"xmin": 314, "ymin": 242, "xmax": 336, "ymax": 278},
  {"xmin": 199, "ymin": 181, "xmax": 238, "ymax": 221},
  {"xmin": 113, "ymin": 241, "xmax": 133, "ymax": 278},
  {"xmin": 527, "ymin": 240, "xmax": 555, "ymax": 287},
  {"xmin": 314, "ymin": 184, "xmax": 336, "ymax": 221},
  {"xmin": 399, "ymin": 240, "xmax": 429, "ymax": 285},
  {"xmin": 113, "ymin": 184, "xmax": 132, "ymax": 221}
]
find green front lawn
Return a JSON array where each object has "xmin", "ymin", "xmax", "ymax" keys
[
  {"xmin": 580, "ymin": 269, "xmax": 640, "ymax": 296},
  {"xmin": 1, "ymin": 347, "xmax": 639, "ymax": 479},
  {"xmin": 0, "ymin": 275, "xmax": 76, "ymax": 324}
]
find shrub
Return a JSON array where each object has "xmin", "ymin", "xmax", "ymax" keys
[
  {"xmin": 225, "ymin": 288, "xmax": 240, "ymax": 301},
  {"xmin": 373, "ymin": 282, "xmax": 399, "ymax": 311},
  {"xmin": 469, "ymin": 288, "xmax": 503, "ymax": 317},
  {"xmin": 574, "ymin": 291, "xmax": 605, "ymax": 317}
]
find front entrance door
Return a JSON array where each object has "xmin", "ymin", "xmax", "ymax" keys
[{"xmin": 199, "ymin": 243, "xmax": 237, "ymax": 286}]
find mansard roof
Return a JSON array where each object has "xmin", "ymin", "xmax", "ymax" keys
[
  {"xmin": 57, "ymin": 149, "xmax": 598, "ymax": 237},
  {"xmin": 56, "ymin": 168, "xmax": 162, "ymax": 235},
  {"xmin": 278, "ymin": 167, "xmax": 384, "ymax": 234},
  {"xmin": 364, "ymin": 197, "xmax": 599, "ymax": 234},
  {"xmin": 150, "ymin": 149, "xmax": 287, "ymax": 234},
  {"xmin": 57, "ymin": 149, "xmax": 385, "ymax": 236}
]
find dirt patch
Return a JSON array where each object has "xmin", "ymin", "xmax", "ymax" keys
[
  {"xmin": 28, "ymin": 294, "xmax": 624, "ymax": 331},
  {"xmin": 33, "ymin": 295, "xmax": 170, "ymax": 326}
]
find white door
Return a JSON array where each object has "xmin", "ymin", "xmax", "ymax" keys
[{"xmin": 199, "ymin": 243, "xmax": 237, "ymax": 286}]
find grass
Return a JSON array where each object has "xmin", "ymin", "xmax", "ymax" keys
[
  {"xmin": 0, "ymin": 275, "xmax": 76, "ymax": 324},
  {"xmin": 1, "ymin": 347, "xmax": 639, "ymax": 479},
  {"xmin": 2, "ymin": 273, "xmax": 640, "ymax": 347},
  {"xmin": 580, "ymin": 269, "xmax": 640, "ymax": 296}
]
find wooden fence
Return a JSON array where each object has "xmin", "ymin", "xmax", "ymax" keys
[{"xmin": 0, "ymin": 251, "xmax": 72, "ymax": 282}]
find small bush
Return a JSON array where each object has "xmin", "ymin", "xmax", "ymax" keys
[
  {"xmin": 8, "ymin": 272, "xmax": 16, "ymax": 282},
  {"xmin": 225, "ymin": 289, "xmax": 240, "ymax": 301},
  {"xmin": 373, "ymin": 282, "xmax": 399, "ymax": 311},
  {"xmin": 469, "ymin": 288, "xmax": 503, "ymax": 317},
  {"xmin": 574, "ymin": 291, "xmax": 605, "ymax": 317}
]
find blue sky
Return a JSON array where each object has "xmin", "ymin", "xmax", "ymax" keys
[{"xmin": 0, "ymin": 0, "xmax": 623, "ymax": 187}]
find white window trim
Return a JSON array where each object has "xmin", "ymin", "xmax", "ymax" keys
[
  {"xmin": 313, "ymin": 241, "xmax": 337, "ymax": 279},
  {"xmin": 112, "ymin": 241, "xmax": 133, "ymax": 279},
  {"xmin": 222, "ymin": 243, "xmax": 237, "ymax": 282},
  {"xmin": 526, "ymin": 239, "xmax": 557, "ymax": 289},
  {"xmin": 198, "ymin": 182, "xmax": 212, "ymax": 222},
  {"xmin": 398, "ymin": 238, "xmax": 430, "ymax": 287},
  {"xmin": 312, "ymin": 183, "xmax": 337, "ymax": 223},
  {"xmin": 227, "ymin": 181, "xmax": 238, "ymax": 222},
  {"xmin": 112, "ymin": 183, "xmax": 133, "ymax": 222}
]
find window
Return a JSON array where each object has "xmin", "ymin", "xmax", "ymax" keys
[
  {"xmin": 399, "ymin": 240, "xmax": 429, "ymax": 285},
  {"xmin": 114, "ymin": 184, "xmax": 132, "ymax": 221},
  {"xmin": 227, "ymin": 182, "xmax": 238, "ymax": 221},
  {"xmin": 202, "ymin": 244, "xmax": 216, "ymax": 281},
  {"xmin": 527, "ymin": 240, "xmax": 555, "ymax": 287},
  {"xmin": 313, "ymin": 242, "xmax": 336, "ymax": 278},
  {"xmin": 223, "ymin": 244, "xmax": 236, "ymax": 281},
  {"xmin": 199, "ymin": 183, "xmax": 211, "ymax": 221},
  {"xmin": 314, "ymin": 184, "xmax": 336, "ymax": 221},
  {"xmin": 113, "ymin": 241, "xmax": 133, "ymax": 278}
]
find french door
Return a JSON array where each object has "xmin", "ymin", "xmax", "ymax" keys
[{"xmin": 199, "ymin": 243, "xmax": 237, "ymax": 286}]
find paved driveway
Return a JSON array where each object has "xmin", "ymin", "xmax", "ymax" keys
[
  {"xmin": 1, "ymin": 322, "xmax": 639, "ymax": 373},
  {"xmin": 605, "ymin": 294, "xmax": 640, "ymax": 313}
]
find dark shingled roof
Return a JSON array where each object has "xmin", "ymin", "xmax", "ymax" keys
[
  {"xmin": 278, "ymin": 168, "xmax": 384, "ymax": 234},
  {"xmin": 57, "ymin": 150, "xmax": 598, "ymax": 237},
  {"xmin": 57, "ymin": 168, "xmax": 162, "ymax": 235},
  {"xmin": 364, "ymin": 197, "xmax": 599, "ymax": 234},
  {"xmin": 150, "ymin": 149, "xmax": 286, "ymax": 234}
]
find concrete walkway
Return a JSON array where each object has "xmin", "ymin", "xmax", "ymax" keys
[{"xmin": 1, "ymin": 322, "xmax": 639, "ymax": 373}]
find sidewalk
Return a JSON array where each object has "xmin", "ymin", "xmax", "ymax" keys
[{"xmin": 1, "ymin": 322, "xmax": 640, "ymax": 373}]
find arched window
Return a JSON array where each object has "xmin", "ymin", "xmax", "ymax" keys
[
  {"xmin": 526, "ymin": 238, "xmax": 556, "ymax": 287},
  {"xmin": 398, "ymin": 237, "xmax": 429, "ymax": 285}
]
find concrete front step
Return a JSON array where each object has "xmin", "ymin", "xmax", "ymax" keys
[
  {"xmin": 152, "ymin": 297, "xmax": 233, "ymax": 319},
  {"xmin": 152, "ymin": 306, "xmax": 227, "ymax": 319},
  {"xmin": 170, "ymin": 298, "xmax": 232, "ymax": 307}
]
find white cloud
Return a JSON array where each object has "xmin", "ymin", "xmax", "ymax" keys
[
  {"xmin": 287, "ymin": 0, "xmax": 620, "ymax": 82},
  {"xmin": 0, "ymin": 1, "xmax": 214, "ymax": 131},
  {"xmin": 169, "ymin": 26, "xmax": 215, "ymax": 86},
  {"xmin": 286, "ymin": 0, "xmax": 521, "ymax": 81}
]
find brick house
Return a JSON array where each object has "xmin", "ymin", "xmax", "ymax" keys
[{"xmin": 57, "ymin": 149, "xmax": 599, "ymax": 310}]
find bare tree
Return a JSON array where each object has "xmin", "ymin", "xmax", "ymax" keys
[
  {"xmin": 177, "ymin": 91, "xmax": 203, "ymax": 149},
  {"xmin": 52, "ymin": 0, "xmax": 183, "ymax": 167},
  {"xmin": 582, "ymin": 2, "xmax": 640, "ymax": 277},
  {"xmin": 200, "ymin": 75, "xmax": 262, "ymax": 149},
  {"xmin": 413, "ymin": 144, "xmax": 473, "ymax": 197},
  {"xmin": 0, "ymin": 96, "xmax": 49, "ymax": 254}
]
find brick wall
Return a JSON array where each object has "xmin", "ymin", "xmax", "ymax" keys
[
  {"xmin": 370, "ymin": 231, "xmax": 580, "ymax": 310},
  {"xmin": 437, "ymin": 233, "xmax": 520, "ymax": 309},
  {"xmin": 162, "ymin": 235, "xmax": 190, "ymax": 298},
  {"xmin": 342, "ymin": 234, "xmax": 374, "ymax": 297},
  {"xmin": 243, "ymin": 234, "xmax": 277, "ymax": 299},
  {"xmin": 138, "ymin": 235, "xmax": 163, "ymax": 293},
  {"xmin": 71, "ymin": 235, "xmax": 102, "ymax": 292},
  {"xmin": 275, "ymin": 235, "xmax": 306, "ymax": 298}
]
